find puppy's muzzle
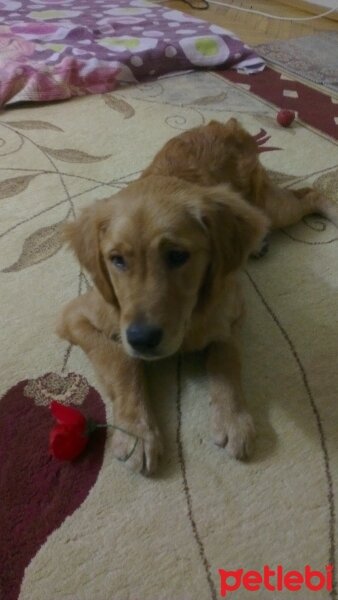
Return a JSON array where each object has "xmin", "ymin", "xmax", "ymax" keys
[{"xmin": 126, "ymin": 322, "xmax": 163, "ymax": 353}]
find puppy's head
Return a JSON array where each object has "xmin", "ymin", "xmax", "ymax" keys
[{"xmin": 64, "ymin": 176, "xmax": 268, "ymax": 359}]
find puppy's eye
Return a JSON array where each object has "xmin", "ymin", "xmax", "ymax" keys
[
  {"xmin": 166, "ymin": 249, "xmax": 190, "ymax": 268},
  {"xmin": 110, "ymin": 255, "xmax": 126, "ymax": 270}
]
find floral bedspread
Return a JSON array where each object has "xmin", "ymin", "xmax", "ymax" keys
[{"xmin": 0, "ymin": 0, "xmax": 264, "ymax": 106}]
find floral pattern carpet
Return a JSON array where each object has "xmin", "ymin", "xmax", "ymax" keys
[
  {"xmin": 0, "ymin": 70, "xmax": 338, "ymax": 599},
  {"xmin": 0, "ymin": 0, "xmax": 263, "ymax": 106}
]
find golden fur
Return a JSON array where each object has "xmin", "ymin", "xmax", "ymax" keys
[{"xmin": 57, "ymin": 118, "xmax": 338, "ymax": 475}]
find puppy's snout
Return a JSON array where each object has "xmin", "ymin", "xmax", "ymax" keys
[{"xmin": 126, "ymin": 323, "xmax": 163, "ymax": 352}]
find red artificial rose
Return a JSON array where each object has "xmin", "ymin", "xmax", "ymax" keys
[{"xmin": 49, "ymin": 401, "xmax": 89, "ymax": 461}]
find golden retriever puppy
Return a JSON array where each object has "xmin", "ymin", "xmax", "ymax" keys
[
  {"xmin": 57, "ymin": 118, "xmax": 337, "ymax": 476},
  {"xmin": 142, "ymin": 118, "xmax": 337, "ymax": 229}
]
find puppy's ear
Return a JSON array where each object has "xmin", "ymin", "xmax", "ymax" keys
[
  {"xmin": 196, "ymin": 185, "xmax": 269, "ymax": 299},
  {"xmin": 63, "ymin": 204, "xmax": 117, "ymax": 305},
  {"xmin": 203, "ymin": 184, "xmax": 269, "ymax": 267}
]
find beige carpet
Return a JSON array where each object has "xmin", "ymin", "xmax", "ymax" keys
[{"xmin": 1, "ymin": 71, "xmax": 338, "ymax": 600}]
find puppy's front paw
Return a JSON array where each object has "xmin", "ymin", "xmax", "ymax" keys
[
  {"xmin": 212, "ymin": 411, "xmax": 256, "ymax": 460},
  {"xmin": 111, "ymin": 425, "xmax": 163, "ymax": 476}
]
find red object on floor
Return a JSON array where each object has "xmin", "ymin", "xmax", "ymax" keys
[
  {"xmin": 49, "ymin": 401, "xmax": 89, "ymax": 461},
  {"xmin": 219, "ymin": 67, "xmax": 338, "ymax": 141},
  {"xmin": 0, "ymin": 374, "xmax": 106, "ymax": 600},
  {"xmin": 277, "ymin": 109, "xmax": 295, "ymax": 128}
]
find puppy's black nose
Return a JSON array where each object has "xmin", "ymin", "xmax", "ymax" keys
[{"xmin": 126, "ymin": 323, "xmax": 163, "ymax": 352}]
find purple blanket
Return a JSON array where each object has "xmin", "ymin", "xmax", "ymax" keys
[{"xmin": 0, "ymin": 0, "xmax": 264, "ymax": 106}]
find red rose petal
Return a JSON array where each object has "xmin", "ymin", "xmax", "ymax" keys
[
  {"xmin": 49, "ymin": 424, "xmax": 89, "ymax": 461},
  {"xmin": 49, "ymin": 425, "xmax": 88, "ymax": 460},
  {"xmin": 50, "ymin": 400, "xmax": 87, "ymax": 427}
]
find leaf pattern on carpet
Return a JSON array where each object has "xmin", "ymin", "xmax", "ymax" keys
[
  {"xmin": 103, "ymin": 95, "xmax": 135, "ymax": 119},
  {"xmin": 191, "ymin": 91, "xmax": 227, "ymax": 105},
  {"xmin": 0, "ymin": 174, "xmax": 37, "ymax": 200},
  {"xmin": 3, "ymin": 220, "xmax": 64, "ymax": 272},
  {"xmin": 37, "ymin": 146, "xmax": 111, "ymax": 163},
  {"xmin": 314, "ymin": 168, "xmax": 338, "ymax": 202},
  {"xmin": 6, "ymin": 120, "xmax": 63, "ymax": 132}
]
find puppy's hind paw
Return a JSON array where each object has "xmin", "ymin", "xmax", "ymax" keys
[{"xmin": 251, "ymin": 235, "xmax": 270, "ymax": 259}]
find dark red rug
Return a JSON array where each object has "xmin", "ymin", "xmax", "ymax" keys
[{"xmin": 220, "ymin": 66, "xmax": 338, "ymax": 141}]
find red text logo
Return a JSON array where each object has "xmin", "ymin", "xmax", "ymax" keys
[{"xmin": 219, "ymin": 565, "xmax": 333, "ymax": 596}]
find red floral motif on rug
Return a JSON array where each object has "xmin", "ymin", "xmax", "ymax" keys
[{"xmin": 0, "ymin": 373, "xmax": 106, "ymax": 600}]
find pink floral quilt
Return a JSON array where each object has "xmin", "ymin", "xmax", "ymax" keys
[{"xmin": 0, "ymin": 0, "xmax": 264, "ymax": 106}]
